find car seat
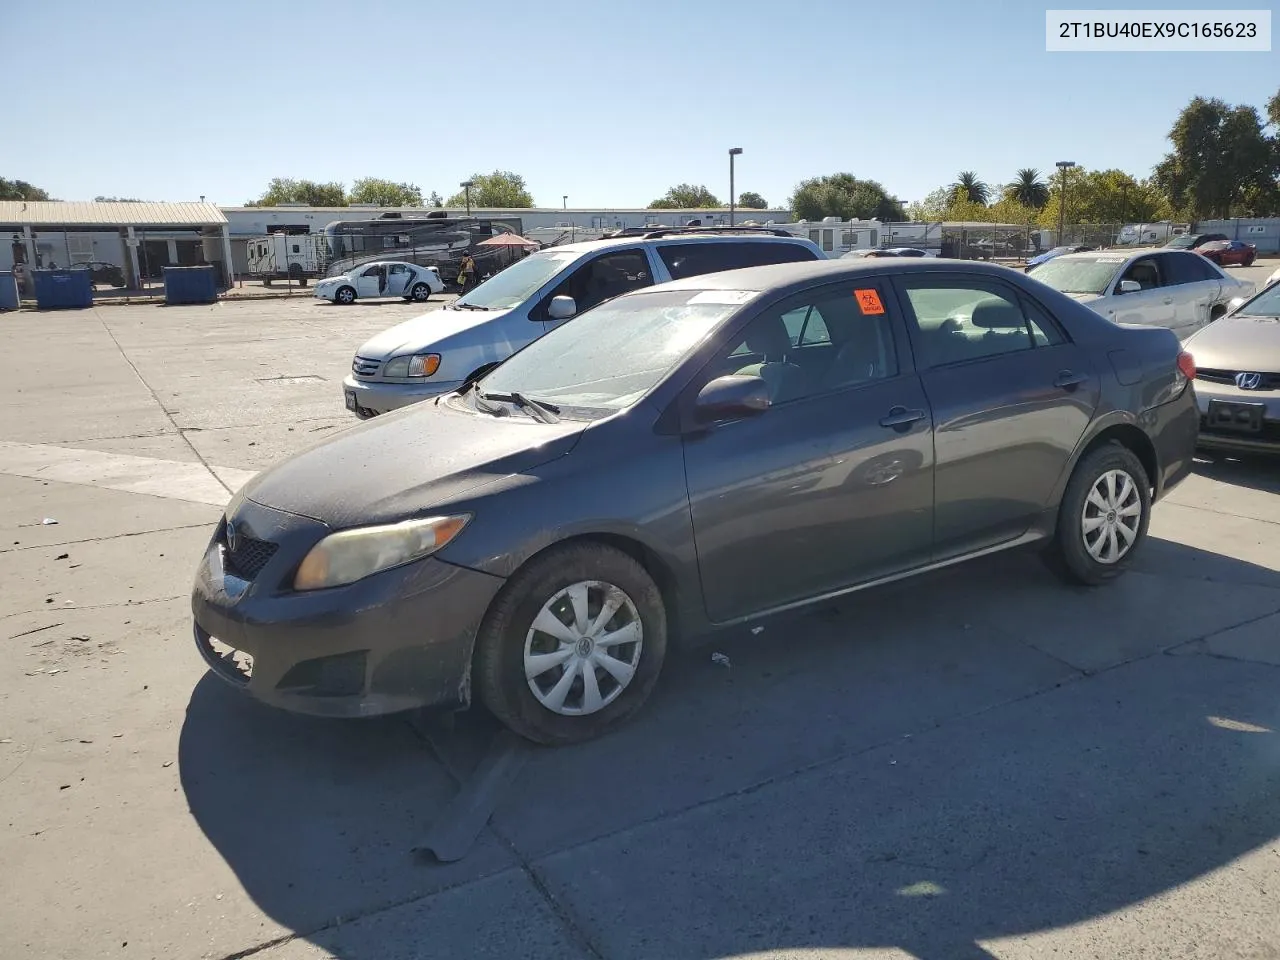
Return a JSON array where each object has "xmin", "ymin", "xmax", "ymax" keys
[
  {"xmin": 1126, "ymin": 262, "xmax": 1158, "ymax": 290},
  {"xmin": 733, "ymin": 316, "xmax": 806, "ymax": 403}
]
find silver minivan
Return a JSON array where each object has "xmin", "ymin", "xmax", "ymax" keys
[{"xmin": 341, "ymin": 230, "xmax": 824, "ymax": 417}]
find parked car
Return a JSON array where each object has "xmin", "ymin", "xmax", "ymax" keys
[
  {"xmin": 1185, "ymin": 281, "xmax": 1280, "ymax": 454},
  {"xmin": 72, "ymin": 260, "xmax": 125, "ymax": 287},
  {"xmin": 193, "ymin": 257, "xmax": 1199, "ymax": 744},
  {"xmin": 1025, "ymin": 245, "xmax": 1094, "ymax": 271},
  {"xmin": 1163, "ymin": 232, "xmax": 1230, "ymax": 250},
  {"xmin": 1027, "ymin": 248, "xmax": 1256, "ymax": 340},
  {"xmin": 340, "ymin": 231, "xmax": 824, "ymax": 418},
  {"xmin": 1196, "ymin": 239, "xmax": 1257, "ymax": 267},
  {"xmin": 314, "ymin": 260, "xmax": 443, "ymax": 305}
]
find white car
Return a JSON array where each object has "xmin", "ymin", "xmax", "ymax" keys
[
  {"xmin": 1265, "ymin": 264, "xmax": 1280, "ymax": 289},
  {"xmin": 1028, "ymin": 248, "xmax": 1256, "ymax": 340},
  {"xmin": 314, "ymin": 260, "xmax": 444, "ymax": 305}
]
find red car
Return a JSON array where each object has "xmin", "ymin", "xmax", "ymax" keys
[{"xmin": 1197, "ymin": 240, "xmax": 1257, "ymax": 267}]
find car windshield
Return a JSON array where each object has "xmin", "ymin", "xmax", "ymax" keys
[
  {"xmin": 1028, "ymin": 257, "xmax": 1124, "ymax": 295},
  {"xmin": 1165, "ymin": 236, "xmax": 1195, "ymax": 248},
  {"xmin": 453, "ymin": 250, "xmax": 579, "ymax": 310},
  {"xmin": 477, "ymin": 289, "xmax": 749, "ymax": 414},
  {"xmin": 1234, "ymin": 284, "xmax": 1280, "ymax": 318}
]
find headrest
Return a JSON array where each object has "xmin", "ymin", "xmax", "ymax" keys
[{"xmin": 969, "ymin": 298, "xmax": 1025, "ymax": 330}]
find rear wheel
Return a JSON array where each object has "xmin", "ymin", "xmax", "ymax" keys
[
  {"xmin": 1046, "ymin": 443, "xmax": 1151, "ymax": 585},
  {"xmin": 335, "ymin": 285, "xmax": 356, "ymax": 305},
  {"xmin": 474, "ymin": 543, "xmax": 667, "ymax": 745},
  {"xmin": 410, "ymin": 282, "xmax": 430, "ymax": 302}
]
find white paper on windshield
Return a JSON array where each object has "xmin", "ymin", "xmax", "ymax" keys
[
  {"xmin": 1094, "ymin": 256, "xmax": 1127, "ymax": 262},
  {"xmin": 687, "ymin": 290, "xmax": 758, "ymax": 305}
]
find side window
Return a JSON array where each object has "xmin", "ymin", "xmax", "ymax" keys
[
  {"xmin": 1162, "ymin": 252, "xmax": 1217, "ymax": 284},
  {"xmin": 708, "ymin": 285, "xmax": 898, "ymax": 405},
  {"xmin": 657, "ymin": 243, "xmax": 738, "ymax": 280},
  {"xmin": 291, "ymin": 244, "xmax": 300, "ymax": 254},
  {"xmin": 821, "ymin": 229, "xmax": 835, "ymax": 252},
  {"xmin": 361, "ymin": 266, "xmax": 381, "ymax": 277},
  {"xmin": 388, "ymin": 264, "xmax": 407, "ymax": 276},
  {"xmin": 1019, "ymin": 297, "xmax": 1065, "ymax": 347},
  {"xmin": 1118, "ymin": 257, "xmax": 1161, "ymax": 291},
  {"xmin": 546, "ymin": 249, "xmax": 652, "ymax": 314},
  {"xmin": 901, "ymin": 280, "xmax": 1051, "ymax": 367}
]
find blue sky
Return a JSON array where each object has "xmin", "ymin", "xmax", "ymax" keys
[{"xmin": 4, "ymin": 0, "xmax": 1275, "ymax": 208}]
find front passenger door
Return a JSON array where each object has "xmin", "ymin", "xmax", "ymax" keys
[
  {"xmin": 1111, "ymin": 256, "xmax": 1176, "ymax": 330},
  {"xmin": 356, "ymin": 266, "xmax": 383, "ymax": 298}
]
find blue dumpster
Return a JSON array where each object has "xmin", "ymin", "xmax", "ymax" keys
[
  {"xmin": 163, "ymin": 265, "xmax": 218, "ymax": 305},
  {"xmin": 32, "ymin": 269, "xmax": 94, "ymax": 309},
  {"xmin": 0, "ymin": 272, "xmax": 18, "ymax": 311}
]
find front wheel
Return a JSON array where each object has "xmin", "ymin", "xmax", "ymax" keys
[
  {"xmin": 1046, "ymin": 443, "xmax": 1151, "ymax": 586},
  {"xmin": 410, "ymin": 282, "xmax": 430, "ymax": 302},
  {"xmin": 474, "ymin": 543, "xmax": 667, "ymax": 745},
  {"xmin": 335, "ymin": 285, "xmax": 356, "ymax": 304}
]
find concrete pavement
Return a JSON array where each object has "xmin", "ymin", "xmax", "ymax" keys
[{"xmin": 1, "ymin": 289, "xmax": 1278, "ymax": 960}]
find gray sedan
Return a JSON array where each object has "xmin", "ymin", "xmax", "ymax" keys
[{"xmin": 192, "ymin": 259, "xmax": 1199, "ymax": 744}]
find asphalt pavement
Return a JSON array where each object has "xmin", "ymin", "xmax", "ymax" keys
[{"xmin": 1, "ymin": 269, "xmax": 1278, "ymax": 960}]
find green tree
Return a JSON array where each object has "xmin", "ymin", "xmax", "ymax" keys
[
  {"xmin": 951, "ymin": 171, "xmax": 990, "ymax": 205},
  {"xmin": 648, "ymin": 183, "xmax": 722, "ymax": 208},
  {"xmin": 247, "ymin": 178, "xmax": 347, "ymax": 207},
  {"xmin": 789, "ymin": 173, "xmax": 902, "ymax": 221},
  {"xmin": 906, "ymin": 187, "xmax": 952, "ymax": 221},
  {"xmin": 735, "ymin": 191, "xmax": 768, "ymax": 209},
  {"xmin": 0, "ymin": 177, "xmax": 52, "ymax": 201},
  {"xmin": 1037, "ymin": 169, "xmax": 1173, "ymax": 228},
  {"xmin": 1152, "ymin": 96, "xmax": 1278, "ymax": 218},
  {"xmin": 348, "ymin": 178, "xmax": 423, "ymax": 206},
  {"xmin": 428, "ymin": 190, "xmax": 444, "ymax": 208},
  {"xmin": 447, "ymin": 171, "xmax": 534, "ymax": 208},
  {"xmin": 1005, "ymin": 169, "xmax": 1050, "ymax": 209}
]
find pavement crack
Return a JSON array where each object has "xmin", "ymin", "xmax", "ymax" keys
[
  {"xmin": 92, "ymin": 307, "xmax": 234, "ymax": 497},
  {"xmin": 0, "ymin": 523, "xmax": 213, "ymax": 554}
]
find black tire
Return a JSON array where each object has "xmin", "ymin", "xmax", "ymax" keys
[
  {"xmin": 1046, "ymin": 442, "xmax": 1151, "ymax": 586},
  {"xmin": 410, "ymin": 282, "xmax": 431, "ymax": 302},
  {"xmin": 474, "ymin": 542, "xmax": 667, "ymax": 745},
  {"xmin": 335, "ymin": 285, "xmax": 356, "ymax": 305}
]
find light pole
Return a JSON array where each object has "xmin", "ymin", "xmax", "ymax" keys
[
  {"xmin": 562, "ymin": 195, "xmax": 568, "ymax": 210},
  {"xmin": 1055, "ymin": 161, "xmax": 1076, "ymax": 244},
  {"xmin": 728, "ymin": 147, "xmax": 743, "ymax": 226},
  {"xmin": 460, "ymin": 180, "xmax": 475, "ymax": 217}
]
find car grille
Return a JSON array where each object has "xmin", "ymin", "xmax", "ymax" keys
[
  {"xmin": 351, "ymin": 356, "xmax": 381, "ymax": 379},
  {"xmin": 1196, "ymin": 368, "xmax": 1280, "ymax": 390},
  {"xmin": 223, "ymin": 532, "xmax": 279, "ymax": 580}
]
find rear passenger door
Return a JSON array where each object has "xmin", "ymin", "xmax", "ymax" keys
[
  {"xmin": 655, "ymin": 240, "xmax": 817, "ymax": 282},
  {"xmin": 893, "ymin": 274, "xmax": 1100, "ymax": 560},
  {"xmin": 1158, "ymin": 251, "xmax": 1222, "ymax": 336}
]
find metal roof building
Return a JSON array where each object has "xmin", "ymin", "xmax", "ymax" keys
[{"xmin": 1, "ymin": 201, "xmax": 235, "ymax": 287}]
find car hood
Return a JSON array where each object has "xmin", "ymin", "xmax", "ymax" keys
[
  {"xmin": 315, "ymin": 274, "xmax": 348, "ymax": 285},
  {"xmin": 241, "ymin": 399, "xmax": 585, "ymax": 527},
  {"xmin": 355, "ymin": 306, "xmax": 514, "ymax": 358},
  {"xmin": 1185, "ymin": 314, "xmax": 1280, "ymax": 372}
]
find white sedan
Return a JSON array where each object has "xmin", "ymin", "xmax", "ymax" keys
[
  {"xmin": 314, "ymin": 261, "xmax": 444, "ymax": 305},
  {"xmin": 1029, "ymin": 248, "xmax": 1256, "ymax": 340}
]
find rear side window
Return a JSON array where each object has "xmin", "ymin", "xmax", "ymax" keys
[
  {"xmin": 1161, "ymin": 252, "xmax": 1218, "ymax": 284},
  {"xmin": 899, "ymin": 279, "xmax": 1060, "ymax": 368},
  {"xmin": 657, "ymin": 241, "xmax": 815, "ymax": 281}
]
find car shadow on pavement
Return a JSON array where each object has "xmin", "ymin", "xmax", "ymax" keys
[
  {"xmin": 1192, "ymin": 452, "xmax": 1280, "ymax": 494},
  {"xmin": 180, "ymin": 538, "xmax": 1280, "ymax": 960}
]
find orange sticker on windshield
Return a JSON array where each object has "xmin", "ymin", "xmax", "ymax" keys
[{"xmin": 854, "ymin": 289, "xmax": 885, "ymax": 315}]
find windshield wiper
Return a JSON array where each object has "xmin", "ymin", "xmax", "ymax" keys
[
  {"xmin": 453, "ymin": 302, "xmax": 490, "ymax": 311},
  {"xmin": 478, "ymin": 391, "xmax": 560, "ymax": 423}
]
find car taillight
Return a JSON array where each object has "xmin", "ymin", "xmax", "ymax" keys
[{"xmin": 1177, "ymin": 351, "xmax": 1196, "ymax": 381}]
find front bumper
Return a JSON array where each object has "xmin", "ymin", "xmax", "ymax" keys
[
  {"xmin": 190, "ymin": 498, "xmax": 505, "ymax": 718},
  {"xmin": 1193, "ymin": 379, "xmax": 1280, "ymax": 453},
  {"xmin": 341, "ymin": 375, "xmax": 464, "ymax": 417}
]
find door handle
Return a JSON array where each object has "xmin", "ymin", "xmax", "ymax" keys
[
  {"xmin": 1055, "ymin": 370, "xmax": 1087, "ymax": 389},
  {"xmin": 879, "ymin": 406, "xmax": 926, "ymax": 430}
]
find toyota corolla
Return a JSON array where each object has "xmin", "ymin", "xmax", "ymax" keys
[{"xmin": 192, "ymin": 258, "xmax": 1198, "ymax": 744}]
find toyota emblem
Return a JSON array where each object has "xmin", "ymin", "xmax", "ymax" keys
[
  {"xmin": 1235, "ymin": 372, "xmax": 1263, "ymax": 390},
  {"xmin": 225, "ymin": 520, "xmax": 239, "ymax": 553}
]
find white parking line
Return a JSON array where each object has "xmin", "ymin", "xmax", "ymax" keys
[{"xmin": 0, "ymin": 441, "xmax": 257, "ymax": 506}]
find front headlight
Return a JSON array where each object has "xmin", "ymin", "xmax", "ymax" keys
[
  {"xmin": 293, "ymin": 515, "xmax": 470, "ymax": 591},
  {"xmin": 383, "ymin": 353, "xmax": 441, "ymax": 378}
]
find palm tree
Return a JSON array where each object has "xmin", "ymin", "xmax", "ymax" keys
[
  {"xmin": 952, "ymin": 171, "xmax": 990, "ymax": 205},
  {"xmin": 1009, "ymin": 168, "xmax": 1050, "ymax": 208}
]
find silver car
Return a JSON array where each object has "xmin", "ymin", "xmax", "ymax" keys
[
  {"xmin": 1028, "ymin": 248, "xmax": 1255, "ymax": 341},
  {"xmin": 340, "ymin": 231, "xmax": 824, "ymax": 417}
]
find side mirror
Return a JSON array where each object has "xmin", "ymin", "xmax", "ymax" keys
[
  {"xmin": 548, "ymin": 295, "xmax": 577, "ymax": 320},
  {"xmin": 1117, "ymin": 279, "xmax": 1141, "ymax": 294},
  {"xmin": 694, "ymin": 375, "xmax": 771, "ymax": 423}
]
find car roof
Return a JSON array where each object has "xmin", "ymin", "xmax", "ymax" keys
[
  {"xmin": 1054, "ymin": 248, "xmax": 1167, "ymax": 261},
  {"xmin": 545, "ymin": 232, "xmax": 813, "ymax": 255},
  {"xmin": 655, "ymin": 257, "xmax": 1025, "ymax": 294}
]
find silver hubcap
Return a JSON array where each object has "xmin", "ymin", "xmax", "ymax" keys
[
  {"xmin": 1081, "ymin": 469, "xmax": 1142, "ymax": 564},
  {"xmin": 523, "ymin": 580, "xmax": 643, "ymax": 716},
  {"xmin": 338, "ymin": 289, "xmax": 352, "ymax": 302}
]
